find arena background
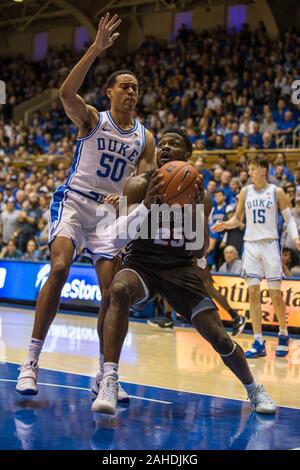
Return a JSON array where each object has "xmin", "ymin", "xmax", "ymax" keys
[{"xmin": 1, "ymin": 0, "xmax": 300, "ymax": 331}]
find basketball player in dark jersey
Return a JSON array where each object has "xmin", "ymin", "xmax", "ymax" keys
[{"xmin": 92, "ymin": 129, "xmax": 276, "ymax": 416}]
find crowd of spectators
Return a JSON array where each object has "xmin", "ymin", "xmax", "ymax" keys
[{"xmin": 1, "ymin": 23, "xmax": 300, "ymax": 274}]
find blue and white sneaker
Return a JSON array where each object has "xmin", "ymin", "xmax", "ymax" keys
[
  {"xmin": 276, "ymin": 334, "xmax": 289, "ymax": 357},
  {"xmin": 248, "ymin": 384, "xmax": 277, "ymax": 415},
  {"xmin": 92, "ymin": 372, "xmax": 130, "ymax": 404},
  {"xmin": 16, "ymin": 362, "xmax": 39, "ymax": 395},
  {"xmin": 245, "ymin": 340, "xmax": 266, "ymax": 358}
]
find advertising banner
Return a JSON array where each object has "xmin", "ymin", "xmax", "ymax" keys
[
  {"xmin": 1, "ymin": 260, "xmax": 300, "ymax": 328},
  {"xmin": 212, "ymin": 274, "xmax": 300, "ymax": 328}
]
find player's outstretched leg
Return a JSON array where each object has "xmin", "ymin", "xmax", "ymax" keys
[
  {"xmin": 92, "ymin": 258, "xmax": 128, "ymax": 403},
  {"xmin": 16, "ymin": 237, "xmax": 74, "ymax": 395},
  {"xmin": 92, "ymin": 270, "xmax": 145, "ymax": 414},
  {"xmin": 192, "ymin": 309, "xmax": 276, "ymax": 414}
]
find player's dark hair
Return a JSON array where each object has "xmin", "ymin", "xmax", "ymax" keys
[
  {"xmin": 161, "ymin": 128, "xmax": 193, "ymax": 155},
  {"xmin": 249, "ymin": 154, "xmax": 269, "ymax": 173},
  {"xmin": 106, "ymin": 70, "xmax": 137, "ymax": 89}
]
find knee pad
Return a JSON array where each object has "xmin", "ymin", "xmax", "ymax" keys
[
  {"xmin": 267, "ymin": 280, "xmax": 281, "ymax": 290},
  {"xmin": 220, "ymin": 341, "xmax": 237, "ymax": 358},
  {"xmin": 246, "ymin": 277, "xmax": 261, "ymax": 287}
]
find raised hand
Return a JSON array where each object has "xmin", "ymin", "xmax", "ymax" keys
[
  {"xmin": 143, "ymin": 171, "xmax": 165, "ymax": 209},
  {"xmin": 104, "ymin": 193, "xmax": 119, "ymax": 207},
  {"xmin": 211, "ymin": 221, "xmax": 227, "ymax": 232},
  {"xmin": 93, "ymin": 13, "xmax": 121, "ymax": 53}
]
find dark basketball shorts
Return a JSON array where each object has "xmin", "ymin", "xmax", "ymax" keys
[{"xmin": 117, "ymin": 259, "xmax": 217, "ymax": 323}]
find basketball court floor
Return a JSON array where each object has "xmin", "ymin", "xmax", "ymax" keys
[{"xmin": 0, "ymin": 305, "xmax": 300, "ymax": 450}]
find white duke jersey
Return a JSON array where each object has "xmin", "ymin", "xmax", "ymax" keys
[
  {"xmin": 66, "ymin": 111, "xmax": 146, "ymax": 200},
  {"xmin": 244, "ymin": 183, "xmax": 279, "ymax": 242}
]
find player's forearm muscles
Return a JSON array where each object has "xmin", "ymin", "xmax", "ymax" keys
[
  {"xmin": 60, "ymin": 45, "xmax": 99, "ymax": 98},
  {"xmin": 224, "ymin": 214, "xmax": 242, "ymax": 229}
]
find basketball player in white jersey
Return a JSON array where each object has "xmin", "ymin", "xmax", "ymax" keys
[
  {"xmin": 213, "ymin": 155, "xmax": 300, "ymax": 358},
  {"xmin": 16, "ymin": 13, "xmax": 156, "ymax": 398}
]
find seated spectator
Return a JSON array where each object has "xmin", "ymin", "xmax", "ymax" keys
[
  {"xmin": 284, "ymin": 182, "xmax": 296, "ymax": 208},
  {"xmin": 281, "ymin": 248, "xmax": 300, "ymax": 277},
  {"xmin": 262, "ymin": 131, "xmax": 276, "ymax": 149},
  {"xmin": 273, "ymin": 98, "xmax": 288, "ymax": 124},
  {"xmin": 21, "ymin": 239, "xmax": 41, "ymax": 261},
  {"xmin": 218, "ymin": 245, "xmax": 243, "ymax": 274},
  {"xmin": 269, "ymin": 153, "xmax": 293, "ymax": 181},
  {"xmin": 193, "ymin": 157, "xmax": 211, "ymax": 188},
  {"xmin": 260, "ymin": 112, "xmax": 277, "ymax": 136},
  {"xmin": 239, "ymin": 110, "xmax": 256, "ymax": 136},
  {"xmin": 224, "ymin": 122, "xmax": 243, "ymax": 149},
  {"xmin": 17, "ymin": 192, "xmax": 42, "ymax": 252},
  {"xmin": 0, "ymin": 196, "xmax": 20, "ymax": 245},
  {"xmin": 276, "ymin": 110, "xmax": 297, "ymax": 145},
  {"xmin": 269, "ymin": 164, "xmax": 288, "ymax": 187},
  {"xmin": 249, "ymin": 122, "xmax": 263, "ymax": 148},
  {"xmin": 219, "ymin": 170, "xmax": 235, "ymax": 204},
  {"xmin": 220, "ymin": 204, "xmax": 245, "ymax": 256},
  {"xmin": 0, "ymin": 239, "xmax": 22, "ymax": 259},
  {"xmin": 35, "ymin": 218, "xmax": 49, "ymax": 259}
]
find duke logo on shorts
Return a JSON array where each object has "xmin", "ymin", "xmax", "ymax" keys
[
  {"xmin": 49, "ymin": 111, "xmax": 146, "ymax": 263},
  {"xmin": 242, "ymin": 184, "xmax": 282, "ymax": 282}
]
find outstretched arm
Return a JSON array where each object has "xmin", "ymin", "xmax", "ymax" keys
[
  {"xmin": 136, "ymin": 130, "xmax": 157, "ymax": 174},
  {"xmin": 212, "ymin": 187, "xmax": 246, "ymax": 232},
  {"xmin": 60, "ymin": 13, "xmax": 121, "ymax": 133}
]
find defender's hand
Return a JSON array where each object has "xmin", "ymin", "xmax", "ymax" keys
[
  {"xmin": 92, "ymin": 13, "xmax": 121, "ymax": 53},
  {"xmin": 143, "ymin": 171, "xmax": 165, "ymax": 209},
  {"xmin": 295, "ymin": 238, "xmax": 300, "ymax": 251},
  {"xmin": 211, "ymin": 221, "xmax": 227, "ymax": 232},
  {"xmin": 104, "ymin": 193, "xmax": 119, "ymax": 206}
]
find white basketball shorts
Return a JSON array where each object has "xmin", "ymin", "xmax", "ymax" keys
[
  {"xmin": 48, "ymin": 185, "xmax": 120, "ymax": 264},
  {"xmin": 242, "ymin": 239, "xmax": 282, "ymax": 283}
]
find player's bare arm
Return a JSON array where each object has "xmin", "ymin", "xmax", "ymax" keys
[
  {"xmin": 277, "ymin": 187, "xmax": 300, "ymax": 251},
  {"xmin": 60, "ymin": 13, "xmax": 121, "ymax": 135},
  {"xmin": 136, "ymin": 130, "xmax": 157, "ymax": 174},
  {"xmin": 212, "ymin": 186, "xmax": 246, "ymax": 232},
  {"xmin": 123, "ymin": 171, "xmax": 164, "ymax": 210}
]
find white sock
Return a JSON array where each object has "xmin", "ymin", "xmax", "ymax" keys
[
  {"xmin": 27, "ymin": 338, "xmax": 44, "ymax": 364},
  {"xmin": 279, "ymin": 328, "xmax": 288, "ymax": 336},
  {"xmin": 254, "ymin": 334, "xmax": 264, "ymax": 344},
  {"xmin": 99, "ymin": 353, "xmax": 104, "ymax": 375},
  {"xmin": 103, "ymin": 362, "xmax": 118, "ymax": 378},
  {"xmin": 244, "ymin": 379, "xmax": 257, "ymax": 395}
]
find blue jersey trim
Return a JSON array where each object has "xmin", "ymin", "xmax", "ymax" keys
[
  {"xmin": 50, "ymin": 185, "xmax": 69, "ymax": 232},
  {"xmin": 66, "ymin": 140, "xmax": 84, "ymax": 187},
  {"xmin": 106, "ymin": 111, "xmax": 138, "ymax": 135},
  {"xmin": 141, "ymin": 124, "xmax": 146, "ymax": 153},
  {"xmin": 76, "ymin": 112, "xmax": 103, "ymax": 141},
  {"xmin": 82, "ymin": 247, "xmax": 114, "ymax": 260}
]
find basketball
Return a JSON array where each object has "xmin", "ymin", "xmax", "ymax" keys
[{"xmin": 158, "ymin": 161, "xmax": 198, "ymax": 205}]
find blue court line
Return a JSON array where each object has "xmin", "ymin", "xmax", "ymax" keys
[
  {"xmin": 0, "ymin": 378, "xmax": 172, "ymax": 405},
  {"xmin": 4, "ymin": 360, "xmax": 300, "ymax": 411},
  {"xmin": 1, "ymin": 362, "xmax": 300, "ymax": 450}
]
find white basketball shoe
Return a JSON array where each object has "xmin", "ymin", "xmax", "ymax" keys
[
  {"xmin": 92, "ymin": 374, "xmax": 119, "ymax": 414},
  {"xmin": 16, "ymin": 362, "xmax": 39, "ymax": 396},
  {"xmin": 92, "ymin": 371, "xmax": 130, "ymax": 403}
]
